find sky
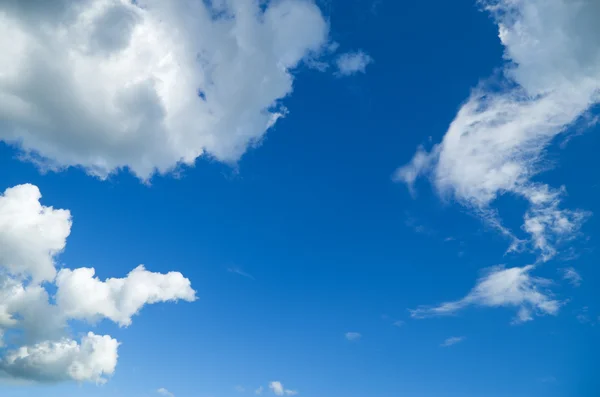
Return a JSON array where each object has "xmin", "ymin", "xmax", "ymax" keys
[{"xmin": 0, "ymin": 0, "xmax": 598, "ymax": 397}]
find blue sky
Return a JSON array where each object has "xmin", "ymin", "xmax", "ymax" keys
[{"xmin": 0, "ymin": 1, "xmax": 598, "ymax": 397}]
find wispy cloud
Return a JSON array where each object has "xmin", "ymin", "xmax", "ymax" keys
[
  {"xmin": 560, "ymin": 267, "xmax": 582, "ymax": 287},
  {"xmin": 404, "ymin": 214, "xmax": 436, "ymax": 236},
  {"xmin": 235, "ymin": 386, "xmax": 246, "ymax": 393},
  {"xmin": 345, "ymin": 332, "xmax": 362, "ymax": 341},
  {"xmin": 228, "ymin": 267, "xmax": 256, "ymax": 280},
  {"xmin": 335, "ymin": 50, "xmax": 373, "ymax": 76},
  {"xmin": 255, "ymin": 386, "xmax": 264, "ymax": 395},
  {"xmin": 410, "ymin": 265, "xmax": 561, "ymax": 324},
  {"xmin": 576, "ymin": 307, "xmax": 591, "ymax": 324},
  {"xmin": 441, "ymin": 336, "xmax": 465, "ymax": 347},
  {"xmin": 395, "ymin": 0, "xmax": 595, "ymax": 261}
]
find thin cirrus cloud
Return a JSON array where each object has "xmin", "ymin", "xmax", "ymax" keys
[
  {"xmin": 0, "ymin": 184, "xmax": 196, "ymax": 384},
  {"xmin": 441, "ymin": 336, "xmax": 465, "ymax": 347},
  {"xmin": 560, "ymin": 267, "xmax": 582, "ymax": 287},
  {"xmin": 395, "ymin": 0, "xmax": 596, "ymax": 261},
  {"xmin": 410, "ymin": 265, "xmax": 560, "ymax": 324},
  {"xmin": 0, "ymin": 0, "xmax": 368, "ymax": 180},
  {"xmin": 345, "ymin": 332, "xmax": 362, "ymax": 341},
  {"xmin": 227, "ymin": 267, "xmax": 256, "ymax": 281}
]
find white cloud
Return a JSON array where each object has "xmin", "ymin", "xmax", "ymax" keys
[
  {"xmin": 0, "ymin": 184, "xmax": 71, "ymax": 282},
  {"xmin": 395, "ymin": 0, "xmax": 597, "ymax": 259},
  {"xmin": 269, "ymin": 381, "xmax": 285, "ymax": 396},
  {"xmin": 0, "ymin": 0, "xmax": 331, "ymax": 179},
  {"xmin": 335, "ymin": 50, "xmax": 373, "ymax": 76},
  {"xmin": 344, "ymin": 332, "xmax": 362, "ymax": 341},
  {"xmin": 0, "ymin": 183, "xmax": 195, "ymax": 384},
  {"xmin": 410, "ymin": 265, "xmax": 560, "ymax": 323},
  {"xmin": 235, "ymin": 385, "xmax": 246, "ymax": 393},
  {"xmin": 157, "ymin": 388, "xmax": 175, "ymax": 397},
  {"xmin": 440, "ymin": 336, "xmax": 465, "ymax": 347},
  {"xmin": 268, "ymin": 381, "xmax": 298, "ymax": 396},
  {"xmin": 560, "ymin": 267, "xmax": 582, "ymax": 287},
  {"xmin": 227, "ymin": 267, "xmax": 255, "ymax": 280},
  {"xmin": 255, "ymin": 386, "xmax": 264, "ymax": 395},
  {"xmin": 55, "ymin": 265, "xmax": 196, "ymax": 327},
  {"xmin": 0, "ymin": 332, "xmax": 118, "ymax": 384}
]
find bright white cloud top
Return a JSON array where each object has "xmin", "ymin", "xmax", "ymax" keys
[
  {"xmin": 0, "ymin": 184, "xmax": 196, "ymax": 384},
  {"xmin": 396, "ymin": 0, "xmax": 597, "ymax": 260},
  {"xmin": 0, "ymin": 0, "xmax": 335, "ymax": 179},
  {"xmin": 268, "ymin": 381, "xmax": 298, "ymax": 396}
]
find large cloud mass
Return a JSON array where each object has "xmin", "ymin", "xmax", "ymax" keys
[
  {"xmin": 0, "ymin": 184, "xmax": 196, "ymax": 384},
  {"xmin": 0, "ymin": 0, "xmax": 331, "ymax": 178},
  {"xmin": 396, "ymin": 0, "xmax": 597, "ymax": 259},
  {"xmin": 397, "ymin": 0, "xmax": 599, "ymax": 321}
]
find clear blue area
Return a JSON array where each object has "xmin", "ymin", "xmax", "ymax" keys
[{"xmin": 1, "ymin": 0, "xmax": 598, "ymax": 396}]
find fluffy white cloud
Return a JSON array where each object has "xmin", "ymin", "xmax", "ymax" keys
[
  {"xmin": 0, "ymin": 184, "xmax": 71, "ymax": 282},
  {"xmin": 0, "ymin": 332, "xmax": 118, "ymax": 384},
  {"xmin": 0, "ymin": 277, "xmax": 64, "ymax": 344},
  {"xmin": 440, "ymin": 336, "xmax": 465, "ymax": 347},
  {"xmin": 268, "ymin": 381, "xmax": 298, "ymax": 396},
  {"xmin": 344, "ymin": 332, "xmax": 362, "ymax": 341},
  {"xmin": 0, "ymin": 0, "xmax": 331, "ymax": 179},
  {"xmin": 55, "ymin": 265, "xmax": 196, "ymax": 326},
  {"xmin": 396, "ymin": 0, "xmax": 597, "ymax": 259},
  {"xmin": 335, "ymin": 50, "xmax": 373, "ymax": 76},
  {"xmin": 410, "ymin": 265, "xmax": 560, "ymax": 323},
  {"xmin": 0, "ymin": 183, "xmax": 195, "ymax": 384}
]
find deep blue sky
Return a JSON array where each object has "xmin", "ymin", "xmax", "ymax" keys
[{"xmin": 1, "ymin": 0, "xmax": 598, "ymax": 396}]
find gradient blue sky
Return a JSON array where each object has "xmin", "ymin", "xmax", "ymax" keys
[{"xmin": 0, "ymin": 1, "xmax": 598, "ymax": 397}]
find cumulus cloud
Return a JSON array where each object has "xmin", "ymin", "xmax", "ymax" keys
[
  {"xmin": 0, "ymin": 184, "xmax": 71, "ymax": 282},
  {"xmin": 395, "ymin": 0, "xmax": 597, "ymax": 259},
  {"xmin": 0, "ymin": 184, "xmax": 195, "ymax": 384},
  {"xmin": 0, "ymin": 0, "xmax": 332, "ymax": 179},
  {"xmin": 157, "ymin": 388, "xmax": 175, "ymax": 397},
  {"xmin": 344, "ymin": 332, "xmax": 362, "ymax": 341},
  {"xmin": 0, "ymin": 333, "xmax": 118, "ymax": 384},
  {"xmin": 410, "ymin": 265, "xmax": 561, "ymax": 323},
  {"xmin": 269, "ymin": 381, "xmax": 298, "ymax": 396},
  {"xmin": 440, "ymin": 336, "xmax": 465, "ymax": 347},
  {"xmin": 55, "ymin": 265, "xmax": 196, "ymax": 327},
  {"xmin": 335, "ymin": 50, "xmax": 373, "ymax": 76}
]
